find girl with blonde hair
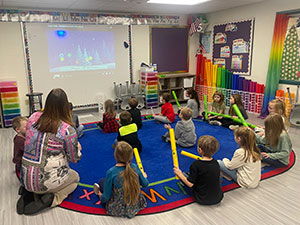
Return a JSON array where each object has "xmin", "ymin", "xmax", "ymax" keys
[
  {"xmin": 256, "ymin": 113, "xmax": 292, "ymax": 167},
  {"xmin": 268, "ymin": 99, "xmax": 290, "ymax": 130},
  {"xmin": 93, "ymin": 141, "xmax": 148, "ymax": 218},
  {"xmin": 218, "ymin": 127, "xmax": 261, "ymax": 188}
]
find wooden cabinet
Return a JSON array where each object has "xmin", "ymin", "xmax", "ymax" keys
[{"xmin": 158, "ymin": 73, "xmax": 195, "ymax": 105}]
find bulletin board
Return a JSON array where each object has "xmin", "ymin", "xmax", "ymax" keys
[
  {"xmin": 212, "ymin": 18, "xmax": 254, "ymax": 75},
  {"xmin": 150, "ymin": 26, "xmax": 189, "ymax": 73}
]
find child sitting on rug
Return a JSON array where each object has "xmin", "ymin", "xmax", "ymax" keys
[
  {"xmin": 117, "ymin": 111, "xmax": 142, "ymax": 153},
  {"xmin": 93, "ymin": 141, "xmax": 148, "ymax": 218},
  {"xmin": 127, "ymin": 97, "xmax": 142, "ymax": 130},
  {"xmin": 173, "ymin": 135, "xmax": 223, "ymax": 205},
  {"xmin": 218, "ymin": 127, "xmax": 261, "ymax": 188},
  {"xmin": 97, "ymin": 99, "xmax": 119, "ymax": 133},
  {"xmin": 162, "ymin": 107, "xmax": 197, "ymax": 148},
  {"xmin": 221, "ymin": 94, "xmax": 248, "ymax": 130},
  {"xmin": 255, "ymin": 113, "xmax": 292, "ymax": 167},
  {"xmin": 255, "ymin": 99, "xmax": 290, "ymax": 134},
  {"xmin": 70, "ymin": 102, "xmax": 84, "ymax": 137},
  {"xmin": 12, "ymin": 116, "xmax": 28, "ymax": 180},
  {"xmin": 202, "ymin": 91, "xmax": 226, "ymax": 126},
  {"xmin": 153, "ymin": 93, "xmax": 175, "ymax": 124},
  {"xmin": 178, "ymin": 88, "xmax": 200, "ymax": 119}
]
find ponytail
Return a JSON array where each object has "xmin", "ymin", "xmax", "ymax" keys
[{"xmin": 120, "ymin": 162, "xmax": 140, "ymax": 205}]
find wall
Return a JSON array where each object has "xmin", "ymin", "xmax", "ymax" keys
[
  {"xmin": 0, "ymin": 22, "xmax": 29, "ymax": 116},
  {"xmin": 0, "ymin": 15, "xmax": 192, "ymax": 116},
  {"xmin": 203, "ymin": 0, "xmax": 300, "ymax": 97}
]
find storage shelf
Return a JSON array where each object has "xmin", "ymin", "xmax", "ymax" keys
[{"xmin": 158, "ymin": 73, "xmax": 195, "ymax": 105}]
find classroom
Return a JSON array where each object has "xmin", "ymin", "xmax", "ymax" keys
[{"xmin": 0, "ymin": 0, "xmax": 300, "ymax": 224}]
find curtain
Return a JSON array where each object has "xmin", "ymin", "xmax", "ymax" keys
[{"xmin": 260, "ymin": 14, "xmax": 290, "ymax": 117}]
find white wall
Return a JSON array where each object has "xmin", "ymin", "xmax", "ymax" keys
[
  {"xmin": 0, "ymin": 22, "xmax": 29, "ymax": 116},
  {"xmin": 202, "ymin": 0, "xmax": 300, "ymax": 97}
]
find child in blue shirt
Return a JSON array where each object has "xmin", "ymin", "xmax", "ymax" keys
[{"xmin": 94, "ymin": 141, "xmax": 148, "ymax": 218}]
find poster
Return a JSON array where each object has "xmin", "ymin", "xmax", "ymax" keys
[
  {"xmin": 231, "ymin": 55, "xmax": 243, "ymax": 69},
  {"xmin": 214, "ymin": 58, "xmax": 226, "ymax": 67},
  {"xmin": 214, "ymin": 33, "xmax": 227, "ymax": 44},
  {"xmin": 232, "ymin": 39, "xmax": 249, "ymax": 54},
  {"xmin": 220, "ymin": 46, "xmax": 230, "ymax": 57},
  {"xmin": 201, "ymin": 32, "xmax": 211, "ymax": 53}
]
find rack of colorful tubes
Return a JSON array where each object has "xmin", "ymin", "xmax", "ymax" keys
[
  {"xmin": 0, "ymin": 81, "xmax": 21, "ymax": 127},
  {"xmin": 195, "ymin": 54, "xmax": 265, "ymax": 114}
]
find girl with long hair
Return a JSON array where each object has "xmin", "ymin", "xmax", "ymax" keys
[
  {"xmin": 203, "ymin": 91, "xmax": 226, "ymax": 126},
  {"xmin": 218, "ymin": 127, "xmax": 261, "ymax": 188},
  {"xmin": 268, "ymin": 99, "xmax": 290, "ymax": 130},
  {"xmin": 93, "ymin": 141, "xmax": 148, "ymax": 218},
  {"xmin": 222, "ymin": 93, "xmax": 248, "ymax": 129},
  {"xmin": 97, "ymin": 99, "xmax": 119, "ymax": 133},
  {"xmin": 256, "ymin": 113, "xmax": 292, "ymax": 167},
  {"xmin": 185, "ymin": 88, "xmax": 200, "ymax": 119}
]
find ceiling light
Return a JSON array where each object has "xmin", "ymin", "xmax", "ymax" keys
[{"xmin": 147, "ymin": 0, "xmax": 210, "ymax": 5}]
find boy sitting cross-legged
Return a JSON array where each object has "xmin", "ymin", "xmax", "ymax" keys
[
  {"xmin": 117, "ymin": 111, "xmax": 142, "ymax": 153},
  {"xmin": 162, "ymin": 107, "xmax": 197, "ymax": 148},
  {"xmin": 173, "ymin": 135, "xmax": 224, "ymax": 205}
]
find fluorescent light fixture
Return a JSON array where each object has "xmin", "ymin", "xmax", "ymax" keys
[{"xmin": 147, "ymin": 0, "xmax": 210, "ymax": 5}]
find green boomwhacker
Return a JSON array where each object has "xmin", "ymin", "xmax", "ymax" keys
[
  {"xmin": 208, "ymin": 111, "xmax": 256, "ymax": 128},
  {"xmin": 204, "ymin": 94, "xmax": 208, "ymax": 120},
  {"xmin": 172, "ymin": 90, "xmax": 181, "ymax": 109}
]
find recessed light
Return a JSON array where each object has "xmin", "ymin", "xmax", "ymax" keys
[{"xmin": 147, "ymin": 0, "xmax": 210, "ymax": 5}]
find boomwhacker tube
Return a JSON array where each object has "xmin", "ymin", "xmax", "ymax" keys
[
  {"xmin": 232, "ymin": 104, "xmax": 248, "ymax": 127},
  {"xmin": 181, "ymin": 150, "xmax": 202, "ymax": 160},
  {"xmin": 208, "ymin": 111, "xmax": 256, "ymax": 128},
  {"xmin": 133, "ymin": 148, "xmax": 145, "ymax": 174},
  {"xmin": 204, "ymin": 95, "xmax": 208, "ymax": 120},
  {"xmin": 169, "ymin": 128, "xmax": 179, "ymax": 179},
  {"xmin": 172, "ymin": 90, "xmax": 181, "ymax": 109}
]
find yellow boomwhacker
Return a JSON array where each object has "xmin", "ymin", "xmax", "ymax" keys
[
  {"xmin": 169, "ymin": 128, "xmax": 179, "ymax": 179},
  {"xmin": 181, "ymin": 150, "xmax": 202, "ymax": 160},
  {"xmin": 133, "ymin": 148, "xmax": 145, "ymax": 175}
]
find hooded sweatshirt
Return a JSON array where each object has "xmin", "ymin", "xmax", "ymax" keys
[{"xmin": 175, "ymin": 119, "xmax": 197, "ymax": 147}]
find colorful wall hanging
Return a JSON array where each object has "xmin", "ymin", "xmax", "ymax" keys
[
  {"xmin": 0, "ymin": 9, "xmax": 180, "ymax": 25},
  {"xmin": 0, "ymin": 81, "xmax": 21, "ymax": 127},
  {"xmin": 212, "ymin": 18, "xmax": 254, "ymax": 76}
]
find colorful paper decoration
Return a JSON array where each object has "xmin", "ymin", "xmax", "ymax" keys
[{"xmin": 0, "ymin": 81, "xmax": 21, "ymax": 127}]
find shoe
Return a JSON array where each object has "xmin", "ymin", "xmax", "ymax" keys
[
  {"xmin": 16, "ymin": 187, "xmax": 34, "ymax": 215},
  {"xmin": 162, "ymin": 135, "xmax": 167, "ymax": 142},
  {"xmin": 24, "ymin": 193, "xmax": 54, "ymax": 215},
  {"xmin": 93, "ymin": 183, "xmax": 100, "ymax": 195},
  {"xmin": 229, "ymin": 125, "xmax": 239, "ymax": 130},
  {"xmin": 209, "ymin": 120, "xmax": 222, "ymax": 126}
]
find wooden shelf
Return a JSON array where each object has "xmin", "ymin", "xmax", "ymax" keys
[{"xmin": 158, "ymin": 73, "xmax": 195, "ymax": 105}]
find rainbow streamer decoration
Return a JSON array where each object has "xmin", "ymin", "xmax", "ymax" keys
[
  {"xmin": 260, "ymin": 14, "xmax": 290, "ymax": 117},
  {"xmin": 0, "ymin": 81, "xmax": 21, "ymax": 127},
  {"xmin": 140, "ymin": 71, "xmax": 158, "ymax": 108}
]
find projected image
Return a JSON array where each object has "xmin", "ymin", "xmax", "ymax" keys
[{"xmin": 47, "ymin": 30, "xmax": 116, "ymax": 73}]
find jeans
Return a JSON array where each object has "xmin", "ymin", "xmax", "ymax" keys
[
  {"xmin": 258, "ymin": 144, "xmax": 286, "ymax": 167},
  {"xmin": 217, "ymin": 160, "xmax": 238, "ymax": 182},
  {"xmin": 154, "ymin": 115, "xmax": 171, "ymax": 124}
]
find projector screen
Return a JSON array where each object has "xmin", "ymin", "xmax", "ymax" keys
[{"xmin": 26, "ymin": 23, "xmax": 130, "ymax": 106}]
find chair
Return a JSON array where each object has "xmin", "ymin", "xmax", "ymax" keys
[{"xmin": 26, "ymin": 92, "xmax": 43, "ymax": 116}]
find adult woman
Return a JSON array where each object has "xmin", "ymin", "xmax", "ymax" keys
[{"xmin": 21, "ymin": 88, "xmax": 82, "ymax": 214}]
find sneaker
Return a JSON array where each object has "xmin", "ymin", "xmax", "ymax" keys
[
  {"xmin": 162, "ymin": 135, "xmax": 167, "ymax": 142},
  {"xmin": 93, "ymin": 183, "xmax": 100, "ymax": 195},
  {"xmin": 209, "ymin": 120, "xmax": 222, "ymax": 126},
  {"xmin": 229, "ymin": 125, "xmax": 239, "ymax": 130}
]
